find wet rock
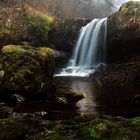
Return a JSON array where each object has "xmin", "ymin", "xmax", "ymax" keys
[
  {"xmin": 93, "ymin": 58, "xmax": 140, "ymax": 106},
  {"xmin": 35, "ymin": 111, "xmax": 48, "ymax": 118},
  {"xmin": 10, "ymin": 112, "xmax": 35, "ymax": 119},
  {"xmin": 0, "ymin": 106, "xmax": 13, "ymax": 119},
  {"xmin": 10, "ymin": 94, "xmax": 25, "ymax": 106},
  {"xmin": 56, "ymin": 85, "xmax": 84, "ymax": 105},
  {"xmin": 132, "ymin": 95, "xmax": 140, "ymax": 106}
]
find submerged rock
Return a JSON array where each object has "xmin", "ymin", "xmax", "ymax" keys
[{"xmin": 0, "ymin": 45, "xmax": 55, "ymax": 100}]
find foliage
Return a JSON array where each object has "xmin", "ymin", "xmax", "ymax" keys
[
  {"xmin": 0, "ymin": 7, "xmax": 27, "ymax": 46},
  {"xmin": 27, "ymin": 13, "xmax": 53, "ymax": 46},
  {"xmin": 0, "ymin": 2, "xmax": 53, "ymax": 47}
]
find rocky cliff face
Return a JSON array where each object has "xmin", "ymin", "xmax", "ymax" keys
[
  {"xmin": 49, "ymin": 1, "xmax": 140, "ymax": 64},
  {"xmin": 93, "ymin": 1, "xmax": 140, "ymax": 106},
  {"xmin": 107, "ymin": 1, "xmax": 140, "ymax": 63},
  {"xmin": 48, "ymin": 19, "xmax": 90, "ymax": 52}
]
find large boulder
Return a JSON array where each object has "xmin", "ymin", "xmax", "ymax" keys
[
  {"xmin": 107, "ymin": 1, "xmax": 140, "ymax": 63},
  {"xmin": 0, "ymin": 45, "xmax": 84, "ymax": 105},
  {"xmin": 93, "ymin": 56, "xmax": 140, "ymax": 107},
  {"xmin": 0, "ymin": 45, "xmax": 55, "ymax": 100}
]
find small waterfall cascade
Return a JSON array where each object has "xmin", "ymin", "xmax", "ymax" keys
[{"xmin": 55, "ymin": 18, "xmax": 107, "ymax": 77}]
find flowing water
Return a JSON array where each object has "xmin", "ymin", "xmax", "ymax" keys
[
  {"xmin": 55, "ymin": 18, "xmax": 107, "ymax": 77},
  {"xmin": 52, "ymin": 17, "xmax": 140, "ymax": 118}
]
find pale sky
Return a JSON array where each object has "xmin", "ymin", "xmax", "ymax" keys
[{"xmin": 115, "ymin": 0, "xmax": 140, "ymax": 8}]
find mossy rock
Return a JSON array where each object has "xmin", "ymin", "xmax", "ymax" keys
[
  {"xmin": 108, "ymin": 1, "xmax": 140, "ymax": 63},
  {"xmin": 0, "ymin": 45, "xmax": 55, "ymax": 100},
  {"xmin": 0, "ymin": 118, "xmax": 44, "ymax": 140},
  {"xmin": 42, "ymin": 116, "xmax": 140, "ymax": 140},
  {"xmin": 108, "ymin": 1, "xmax": 140, "ymax": 42},
  {"xmin": 55, "ymin": 85, "xmax": 84, "ymax": 105},
  {"xmin": 0, "ymin": 115, "xmax": 140, "ymax": 140}
]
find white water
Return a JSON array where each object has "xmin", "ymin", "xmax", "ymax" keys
[{"xmin": 55, "ymin": 18, "xmax": 107, "ymax": 77}]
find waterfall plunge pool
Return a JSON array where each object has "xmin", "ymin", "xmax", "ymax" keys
[
  {"xmin": 54, "ymin": 63, "xmax": 106, "ymax": 77},
  {"xmin": 54, "ymin": 76, "xmax": 140, "ymax": 118}
]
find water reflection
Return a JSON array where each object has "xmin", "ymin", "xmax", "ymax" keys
[
  {"xmin": 55, "ymin": 76, "xmax": 140, "ymax": 117},
  {"xmin": 71, "ymin": 79, "xmax": 97, "ymax": 114}
]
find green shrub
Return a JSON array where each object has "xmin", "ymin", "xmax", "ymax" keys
[
  {"xmin": 27, "ymin": 13, "xmax": 53, "ymax": 46},
  {"xmin": 0, "ymin": 7, "xmax": 53, "ymax": 47}
]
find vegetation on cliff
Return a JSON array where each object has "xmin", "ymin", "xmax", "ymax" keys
[
  {"xmin": 108, "ymin": 1, "xmax": 140, "ymax": 63},
  {"xmin": 0, "ymin": 3, "xmax": 53, "ymax": 47}
]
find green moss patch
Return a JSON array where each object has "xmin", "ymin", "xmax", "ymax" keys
[{"xmin": 27, "ymin": 13, "xmax": 53, "ymax": 46}]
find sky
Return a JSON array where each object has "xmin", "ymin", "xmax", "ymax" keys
[{"xmin": 115, "ymin": 0, "xmax": 140, "ymax": 8}]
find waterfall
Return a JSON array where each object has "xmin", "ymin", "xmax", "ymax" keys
[{"xmin": 55, "ymin": 18, "xmax": 107, "ymax": 77}]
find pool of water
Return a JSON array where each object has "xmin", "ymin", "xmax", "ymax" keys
[{"xmin": 54, "ymin": 76, "xmax": 140, "ymax": 117}]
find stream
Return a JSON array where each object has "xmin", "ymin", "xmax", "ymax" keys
[{"xmin": 55, "ymin": 76, "xmax": 140, "ymax": 118}]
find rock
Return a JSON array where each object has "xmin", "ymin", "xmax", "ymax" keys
[
  {"xmin": 0, "ymin": 106, "xmax": 13, "ymax": 119},
  {"xmin": 48, "ymin": 19, "xmax": 90, "ymax": 53},
  {"xmin": 56, "ymin": 85, "xmax": 84, "ymax": 105},
  {"xmin": 0, "ymin": 115, "xmax": 139, "ymax": 140},
  {"xmin": 108, "ymin": 1, "xmax": 140, "ymax": 63},
  {"xmin": 0, "ymin": 45, "xmax": 55, "ymax": 100},
  {"xmin": 93, "ymin": 58, "xmax": 140, "ymax": 105},
  {"xmin": 0, "ymin": 118, "xmax": 45, "ymax": 140},
  {"xmin": 132, "ymin": 95, "xmax": 140, "ymax": 106},
  {"xmin": 10, "ymin": 94, "xmax": 25, "ymax": 106}
]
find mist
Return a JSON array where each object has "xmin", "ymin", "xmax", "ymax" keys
[
  {"xmin": 23, "ymin": 0, "xmax": 137, "ymax": 19},
  {"xmin": 43, "ymin": 0, "xmax": 131, "ymax": 19}
]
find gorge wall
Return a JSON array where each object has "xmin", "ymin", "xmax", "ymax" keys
[{"xmin": 108, "ymin": 1, "xmax": 140, "ymax": 63}]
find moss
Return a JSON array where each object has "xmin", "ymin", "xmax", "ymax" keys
[
  {"xmin": 128, "ymin": 116, "xmax": 140, "ymax": 126},
  {"xmin": 41, "ymin": 121, "xmax": 73, "ymax": 140},
  {"xmin": 2, "ymin": 45, "xmax": 22, "ymax": 54},
  {"xmin": 0, "ymin": 29, "xmax": 11, "ymax": 35},
  {"xmin": 0, "ymin": 45, "xmax": 55, "ymax": 100},
  {"xmin": 56, "ymin": 85, "xmax": 84, "ymax": 105},
  {"xmin": 57, "ymin": 97, "xmax": 68, "ymax": 105},
  {"xmin": 27, "ymin": 13, "xmax": 53, "ymax": 46},
  {"xmin": 76, "ymin": 117, "xmax": 140, "ymax": 140},
  {"xmin": 29, "ymin": 116, "xmax": 140, "ymax": 140},
  {"xmin": 37, "ymin": 47, "xmax": 53, "ymax": 58},
  {"xmin": 0, "ymin": 116, "xmax": 139, "ymax": 140},
  {"xmin": 0, "ymin": 118, "xmax": 44, "ymax": 140}
]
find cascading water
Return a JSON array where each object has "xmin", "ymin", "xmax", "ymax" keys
[{"xmin": 55, "ymin": 18, "xmax": 107, "ymax": 77}]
